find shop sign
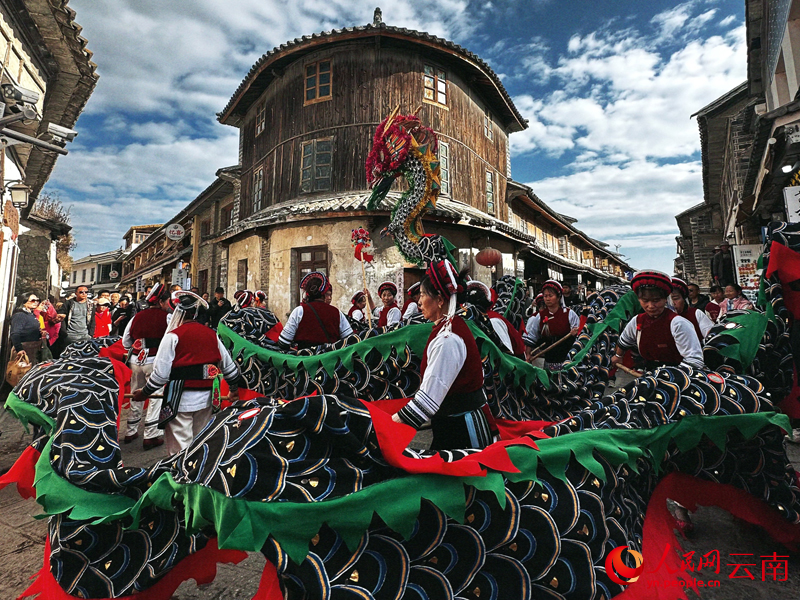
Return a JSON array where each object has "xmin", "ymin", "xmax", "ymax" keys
[
  {"xmin": 732, "ymin": 244, "xmax": 761, "ymax": 301},
  {"xmin": 166, "ymin": 223, "xmax": 185, "ymax": 241}
]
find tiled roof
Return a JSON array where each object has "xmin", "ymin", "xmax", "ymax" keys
[
  {"xmin": 218, "ymin": 21, "xmax": 526, "ymax": 131},
  {"xmin": 210, "ymin": 192, "xmax": 626, "ymax": 282}
]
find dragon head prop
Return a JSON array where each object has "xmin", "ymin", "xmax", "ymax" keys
[{"xmin": 365, "ymin": 108, "xmax": 445, "ymax": 265}]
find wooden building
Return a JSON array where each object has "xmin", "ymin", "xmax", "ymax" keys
[{"xmin": 204, "ymin": 10, "xmax": 629, "ymax": 319}]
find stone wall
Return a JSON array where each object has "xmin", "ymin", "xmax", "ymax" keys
[{"xmin": 16, "ymin": 220, "xmax": 57, "ymax": 299}]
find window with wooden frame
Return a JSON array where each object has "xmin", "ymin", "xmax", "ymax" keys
[
  {"xmin": 484, "ymin": 108, "xmax": 493, "ymax": 140},
  {"xmin": 220, "ymin": 204, "xmax": 233, "ymax": 230},
  {"xmin": 439, "ymin": 141, "xmax": 450, "ymax": 196},
  {"xmin": 423, "ymin": 65, "xmax": 447, "ymax": 106},
  {"xmin": 200, "ymin": 219, "xmax": 211, "ymax": 238},
  {"xmin": 255, "ymin": 103, "xmax": 266, "ymax": 136},
  {"xmin": 304, "ymin": 59, "xmax": 332, "ymax": 105},
  {"xmin": 485, "ymin": 170, "xmax": 495, "ymax": 215},
  {"xmin": 236, "ymin": 259, "xmax": 248, "ymax": 291},
  {"xmin": 300, "ymin": 138, "xmax": 332, "ymax": 193},
  {"xmin": 252, "ymin": 167, "xmax": 264, "ymax": 214}
]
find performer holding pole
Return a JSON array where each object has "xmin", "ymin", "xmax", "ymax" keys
[
  {"xmin": 352, "ymin": 228, "xmax": 374, "ymax": 328},
  {"xmin": 130, "ymin": 290, "xmax": 242, "ymax": 456},
  {"xmin": 523, "ymin": 280, "xmax": 581, "ymax": 370}
]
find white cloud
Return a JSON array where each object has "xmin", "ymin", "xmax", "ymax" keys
[{"xmin": 525, "ymin": 160, "xmax": 703, "ymax": 271}]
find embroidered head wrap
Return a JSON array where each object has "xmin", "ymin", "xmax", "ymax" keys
[
  {"xmin": 300, "ymin": 272, "xmax": 328, "ymax": 301},
  {"xmin": 146, "ymin": 282, "xmax": 170, "ymax": 304},
  {"xmin": 378, "ymin": 281, "xmax": 397, "ymax": 297},
  {"xmin": 406, "ymin": 282, "xmax": 421, "ymax": 297},
  {"xmin": 541, "ymin": 279, "xmax": 566, "ymax": 309},
  {"xmin": 426, "ymin": 260, "xmax": 464, "ymax": 332},
  {"xmin": 351, "ymin": 290, "xmax": 366, "ymax": 305},
  {"xmin": 670, "ymin": 277, "xmax": 689, "ymax": 299},
  {"xmin": 165, "ymin": 290, "xmax": 209, "ymax": 335},
  {"xmin": 631, "ymin": 270, "xmax": 673, "ymax": 296},
  {"xmin": 234, "ymin": 289, "xmax": 255, "ymax": 309}
]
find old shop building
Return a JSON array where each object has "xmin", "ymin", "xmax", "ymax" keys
[
  {"xmin": 675, "ymin": 0, "xmax": 800, "ymax": 283},
  {"xmin": 193, "ymin": 11, "xmax": 628, "ymax": 320}
]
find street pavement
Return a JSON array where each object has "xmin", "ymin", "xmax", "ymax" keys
[{"xmin": 2, "ymin": 388, "xmax": 800, "ymax": 599}]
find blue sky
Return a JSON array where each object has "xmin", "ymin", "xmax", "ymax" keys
[{"xmin": 51, "ymin": 0, "xmax": 747, "ymax": 274}]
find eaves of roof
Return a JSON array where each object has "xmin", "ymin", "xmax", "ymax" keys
[
  {"xmin": 506, "ymin": 179, "xmax": 630, "ymax": 268},
  {"xmin": 120, "ymin": 245, "xmax": 190, "ymax": 284},
  {"xmin": 743, "ymin": 98, "xmax": 800, "ymax": 197},
  {"xmin": 206, "ymin": 191, "xmax": 628, "ymax": 281},
  {"xmin": 218, "ymin": 22, "xmax": 526, "ymax": 132}
]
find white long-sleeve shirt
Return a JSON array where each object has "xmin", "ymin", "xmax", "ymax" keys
[
  {"xmin": 279, "ymin": 305, "xmax": 354, "ymax": 346},
  {"xmin": 693, "ymin": 309, "xmax": 714, "ymax": 339},
  {"xmin": 373, "ymin": 305, "xmax": 402, "ymax": 326},
  {"xmin": 402, "ymin": 302, "xmax": 420, "ymax": 319},
  {"xmin": 523, "ymin": 309, "xmax": 580, "ymax": 347},
  {"xmin": 143, "ymin": 331, "xmax": 240, "ymax": 412},
  {"xmin": 617, "ymin": 314, "xmax": 705, "ymax": 369},
  {"xmin": 399, "ymin": 329, "xmax": 467, "ymax": 428},
  {"xmin": 489, "ymin": 317, "xmax": 514, "ymax": 353}
]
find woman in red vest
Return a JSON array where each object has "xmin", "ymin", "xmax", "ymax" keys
[
  {"xmin": 611, "ymin": 271, "xmax": 705, "ymax": 371},
  {"xmin": 670, "ymin": 277, "xmax": 713, "ymax": 343},
  {"xmin": 392, "ymin": 261, "xmax": 493, "ymax": 450},
  {"xmin": 131, "ymin": 291, "xmax": 242, "ymax": 456},
  {"xmin": 402, "ymin": 282, "xmax": 422, "ymax": 319},
  {"xmin": 347, "ymin": 290, "xmax": 374, "ymax": 322},
  {"xmin": 373, "ymin": 281, "xmax": 402, "ymax": 327},
  {"xmin": 465, "ymin": 280, "xmax": 525, "ymax": 358},
  {"xmin": 279, "ymin": 272, "xmax": 353, "ymax": 349},
  {"xmin": 523, "ymin": 280, "xmax": 581, "ymax": 369}
]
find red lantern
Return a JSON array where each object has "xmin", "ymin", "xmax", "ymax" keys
[{"xmin": 475, "ymin": 247, "xmax": 502, "ymax": 267}]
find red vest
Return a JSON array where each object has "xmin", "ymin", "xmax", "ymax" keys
[
  {"xmin": 171, "ymin": 321, "xmax": 222, "ymax": 389},
  {"xmin": 420, "ymin": 316, "xmax": 484, "ymax": 395},
  {"xmin": 538, "ymin": 307, "xmax": 573, "ymax": 363},
  {"xmin": 636, "ymin": 310, "xmax": 683, "ymax": 367},
  {"xmin": 347, "ymin": 305, "xmax": 362, "ymax": 320},
  {"xmin": 679, "ymin": 306, "xmax": 704, "ymax": 343},
  {"xmin": 378, "ymin": 302, "xmax": 398, "ymax": 327},
  {"xmin": 130, "ymin": 307, "xmax": 169, "ymax": 356},
  {"xmin": 488, "ymin": 310, "xmax": 526, "ymax": 357},
  {"xmin": 295, "ymin": 301, "xmax": 342, "ymax": 346}
]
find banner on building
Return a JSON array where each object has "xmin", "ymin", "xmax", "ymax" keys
[
  {"xmin": 732, "ymin": 244, "xmax": 761, "ymax": 301},
  {"xmin": 783, "ymin": 186, "xmax": 800, "ymax": 223}
]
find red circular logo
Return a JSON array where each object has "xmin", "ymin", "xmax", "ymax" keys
[
  {"xmin": 605, "ymin": 546, "xmax": 644, "ymax": 585},
  {"xmin": 708, "ymin": 373, "xmax": 725, "ymax": 384}
]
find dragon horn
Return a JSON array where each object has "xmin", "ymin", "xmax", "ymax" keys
[{"xmin": 382, "ymin": 104, "xmax": 401, "ymax": 135}]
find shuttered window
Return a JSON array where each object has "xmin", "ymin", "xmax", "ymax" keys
[{"xmin": 486, "ymin": 171, "xmax": 494, "ymax": 215}]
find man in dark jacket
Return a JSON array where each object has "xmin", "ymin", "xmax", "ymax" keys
[
  {"xmin": 711, "ymin": 242, "xmax": 735, "ymax": 287},
  {"xmin": 54, "ymin": 285, "xmax": 95, "ymax": 356},
  {"xmin": 208, "ymin": 287, "xmax": 232, "ymax": 328}
]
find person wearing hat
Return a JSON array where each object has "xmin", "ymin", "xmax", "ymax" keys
[
  {"xmin": 523, "ymin": 280, "xmax": 581, "ymax": 369},
  {"xmin": 131, "ymin": 290, "xmax": 241, "ymax": 456},
  {"xmin": 93, "ymin": 297, "xmax": 113, "ymax": 338},
  {"xmin": 611, "ymin": 270, "xmax": 704, "ymax": 370},
  {"xmin": 402, "ymin": 282, "xmax": 422, "ymax": 319},
  {"xmin": 347, "ymin": 290, "xmax": 374, "ymax": 322},
  {"xmin": 121, "ymin": 282, "xmax": 172, "ymax": 449},
  {"xmin": 373, "ymin": 281, "xmax": 402, "ymax": 327},
  {"xmin": 392, "ymin": 260, "xmax": 493, "ymax": 450},
  {"xmin": 279, "ymin": 272, "xmax": 353, "ymax": 348},
  {"xmin": 670, "ymin": 277, "xmax": 713, "ymax": 343},
  {"xmin": 712, "ymin": 241, "xmax": 735, "ymax": 288},
  {"xmin": 465, "ymin": 280, "xmax": 525, "ymax": 358}
]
